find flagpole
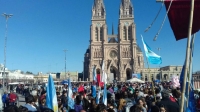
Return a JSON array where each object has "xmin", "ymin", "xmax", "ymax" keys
[
  {"xmin": 180, "ymin": 0, "xmax": 195, "ymax": 111},
  {"xmin": 186, "ymin": 34, "xmax": 195, "ymax": 107},
  {"xmin": 145, "ymin": 56, "xmax": 156, "ymax": 102}
]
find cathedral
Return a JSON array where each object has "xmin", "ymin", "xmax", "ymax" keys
[{"xmin": 83, "ymin": 0, "xmax": 144, "ymax": 81}]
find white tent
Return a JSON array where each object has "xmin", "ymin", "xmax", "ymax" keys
[{"xmin": 126, "ymin": 78, "xmax": 145, "ymax": 83}]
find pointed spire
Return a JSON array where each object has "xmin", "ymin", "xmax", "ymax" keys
[
  {"xmin": 92, "ymin": 0, "xmax": 106, "ymax": 20},
  {"xmin": 120, "ymin": 0, "xmax": 133, "ymax": 19},
  {"xmin": 112, "ymin": 23, "xmax": 114, "ymax": 35}
]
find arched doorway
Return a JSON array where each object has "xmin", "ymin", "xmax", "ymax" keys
[
  {"xmin": 126, "ymin": 68, "xmax": 132, "ymax": 80},
  {"xmin": 96, "ymin": 68, "xmax": 100, "ymax": 74},
  {"xmin": 110, "ymin": 66, "xmax": 117, "ymax": 80},
  {"xmin": 164, "ymin": 74, "xmax": 168, "ymax": 80},
  {"xmin": 156, "ymin": 74, "xmax": 160, "ymax": 80}
]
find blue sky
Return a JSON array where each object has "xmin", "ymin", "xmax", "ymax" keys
[{"xmin": 0, "ymin": 0, "xmax": 199, "ymax": 74}]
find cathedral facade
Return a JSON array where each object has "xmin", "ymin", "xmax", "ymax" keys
[{"xmin": 83, "ymin": 0, "xmax": 144, "ymax": 81}]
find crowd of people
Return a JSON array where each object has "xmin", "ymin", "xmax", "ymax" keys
[{"xmin": 1, "ymin": 81, "xmax": 200, "ymax": 112}]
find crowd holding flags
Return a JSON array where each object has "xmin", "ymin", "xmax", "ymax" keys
[{"xmin": 46, "ymin": 75, "xmax": 58, "ymax": 112}]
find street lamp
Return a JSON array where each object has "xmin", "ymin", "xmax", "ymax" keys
[
  {"xmin": 2, "ymin": 13, "xmax": 13, "ymax": 92},
  {"xmin": 63, "ymin": 50, "xmax": 67, "ymax": 79},
  {"xmin": 83, "ymin": 61, "xmax": 84, "ymax": 81},
  {"xmin": 157, "ymin": 48, "xmax": 161, "ymax": 81}
]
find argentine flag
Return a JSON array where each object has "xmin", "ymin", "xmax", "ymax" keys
[
  {"xmin": 92, "ymin": 66, "xmax": 97, "ymax": 98},
  {"xmin": 96, "ymin": 90, "xmax": 101, "ymax": 104},
  {"xmin": 141, "ymin": 35, "xmax": 162, "ymax": 65},
  {"xmin": 102, "ymin": 72, "xmax": 107, "ymax": 106},
  {"xmin": 46, "ymin": 75, "xmax": 58, "ymax": 112},
  {"xmin": 68, "ymin": 79, "xmax": 75, "ymax": 109}
]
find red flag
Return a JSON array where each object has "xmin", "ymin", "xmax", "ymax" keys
[{"xmin": 165, "ymin": 0, "xmax": 200, "ymax": 40}]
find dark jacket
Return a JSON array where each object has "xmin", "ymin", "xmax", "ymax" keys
[
  {"xmin": 82, "ymin": 98, "xmax": 89, "ymax": 111},
  {"xmin": 156, "ymin": 98, "xmax": 179, "ymax": 112}
]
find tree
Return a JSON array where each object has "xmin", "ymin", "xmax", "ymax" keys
[{"xmin": 26, "ymin": 71, "xmax": 33, "ymax": 74}]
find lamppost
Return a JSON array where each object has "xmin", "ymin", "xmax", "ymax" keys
[
  {"xmin": 157, "ymin": 48, "xmax": 161, "ymax": 81},
  {"xmin": 2, "ymin": 13, "xmax": 13, "ymax": 92},
  {"xmin": 63, "ymin": 50, "xmax": 67, "ymax": 79},
  {"xmin": 83, "ymin": 61, "xmax": 84, "ymax": 81}
]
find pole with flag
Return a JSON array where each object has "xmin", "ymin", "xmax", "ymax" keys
[
  {"xmin": 179, "ymin": 35, "xmax": 196, "ymax": 112},
  {"xmin": 102, "ymin": 69, "xmax": 107, "ymax": 106},
  {"xmin": 141, "ymin": 35, "xmax": 162, "ymax": 102},
  {"xmin": 68, "ymin": 78, "xmax": 74, "ymax": 110},
  {"xmin": 92, "ymin": 65, "xmax": 97, "ymax": 98},
  {"xmin": 46, "ymin": 75, "xmax": 58, "ymax": 112}
]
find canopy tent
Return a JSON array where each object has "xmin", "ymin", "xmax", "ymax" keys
[{"xmin": 126, "ymin": 78, "xmax": 145, "ymax": 83}]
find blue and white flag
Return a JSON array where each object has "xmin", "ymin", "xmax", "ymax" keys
[
  {"xmin": 179, "ymin": 35, "xmax": 195, "ymax": 112},
  {"xmin": 102, "ymin": 72, "xmax": 107, "ymax": 106},
  {"xmin": 96, "ymin": 90, "xmax": 101, "ymax": 104},
  {"xmin": 92, "ymin": 85, "xmax": 96, "ymax": 98},
  {"xmin": 141, "ymin": 35, "xmax": 162, "ymax": 65},
  {"xmin": 92, "ymin": 66, "xmax": 97, "ymax": 98},
  {"xmin": 68, "ymin": 79, "xmax": 75, "ymax": 109},
  {"xmin": 186, "ymin": 36, "xmax": 195, "ymax": 112},
  {"xmin": 93, "ymin": 65, "xmax": 97, "ymax": 82},
  {"xmin": 46, "ymin": 75, "xmax": 58, "ymax": 112}
]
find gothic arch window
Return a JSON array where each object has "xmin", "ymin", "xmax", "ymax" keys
[
  {"xmin": 138, "ymin": 56, "xmax": 140, "ymax": 66},
  {"xmin": 151, "ymin": 74, "xmax": 154, "ymax": 81},
  {"xmin": 126, "ymin": 68, "xmax": 131, "ymax": 80},
  {"xmin": 96, "ymin": 68, "xmax": 100, "ymax": 74},
  {"xmin": 123, "ymin": 26, "xmax": 126, "ymax": 40},
  {"xmin": 156, "ymin": 74, "xmax": 160, "ymax": 80},
  {"xmin": 95, "ymin": 27, "xmax": 98, "ymax": 41},
  {"xmin": 100, "ymin": 28, "xmax": 103, "ymax": 41},
  {"xmin": 164, "ymin": 74, "xmax": 168, "ymax": 80},
  {"xmin": 145, "ymin": 75, "xmax": 148, "ymax": 81},
  {"xmin": 128, "ymin": 27, "xmax": 131, "ymax": 40}
]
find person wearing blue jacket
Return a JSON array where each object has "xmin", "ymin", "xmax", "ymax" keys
[{"xmin": 2, "ymin": 91, "xmax": 8, "ymax": 108}]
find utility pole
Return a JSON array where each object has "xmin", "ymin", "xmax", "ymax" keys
[
  {"xmin": 63, "ymin": 50, "xmax": 67, "ymax": 79},
  {"xmin": 157, "ymin": 48, "xmax": 161, "ymax": 81},
  {"xmin": 2, "ymin": 13, "xmax": 13, "ymax": 92},
  {"xmin": 83, "ymin": 61, "xmax": 84, "ymax": 81}
]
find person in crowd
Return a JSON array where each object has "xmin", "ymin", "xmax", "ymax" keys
[
  {"xmin": 117, "ymin": 99, "xmax": 126, "ymax": 112},
  {"xmin": 78, "ymin": 83, "xmax": 85, "ymax": 93},
  {"xmin": 61, "ymin": 91, "xmax": 67, "ymax": 107},
  {"xmin": 2, "ymin": 91, "xmax": 9, "ymax": 108},
  {"xmin": 159, "ymin": 104, "xmax": 167, "ymax": 112},
  {"xmin": 39, "ymin": 95, "xmax": 47, "ymax": 111},
  {"xmin": 88, "ymin": 98, "xmax": 97, "ymax": 112},
  {"xmin": 24, "ymin": 95, "xmax": 38, "ymax": 111},
  {"xmin": 74, "ymin": 95, "xmax": 83, "ymax": 112},
  {"xmin": 80, "ymin": 92, "xmax": 89, "ymax": 110},
  {"xmin": 156, "ymin": 89, "xmax": 179, "ymax": 112},
  {"xmin": 9, "ymin": 90, "xmax": 18, "ymax": 106},
  {"xmin": 96, "ymin": 104, "xmax": 107, "ymax": 112},
  {"xmin": 33, "ymin": 95, "xmax": 41, "ymax": 112},
  {"xmin": 19, "ymin": 105, "xmax": 29, "ymax": 112},
  {"xmin": 171, "ymin": 89, "xmax": 181, "ymax": 105},
  {"xmin": 39, "ymin": 90, "xmax": 46, "ymax": 105},
  {"xmin": 4, "ymin": 105, "xmax": 20, "ymax": 112},
  {"xmin": 137, "ymin": 98, "xmax": 147, "ymax": 112}
]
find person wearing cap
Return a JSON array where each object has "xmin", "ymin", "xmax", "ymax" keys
[{"xmin": 156, "ymin": 89, "xmax": 179, "ymax": 112}]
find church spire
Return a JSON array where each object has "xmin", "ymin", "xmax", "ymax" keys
[
  {"xmin": 119, "ymin": 0, "xmax": 133, "ymax": 19},
  {"xmin": 92, "ymin": 0, "xmax": 106, "ymax": 20},
  {"xmin": 112, "ymin": 23, "xmax": 114, "ymax": 35}
]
